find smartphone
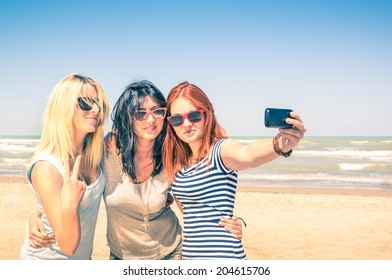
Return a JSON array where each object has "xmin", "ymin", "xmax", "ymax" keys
[{"xmin": 264, "ymin": 108, "xmax": 293, "ymax": 128}]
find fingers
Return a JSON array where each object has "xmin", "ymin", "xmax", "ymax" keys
[
  {"xmin": 219, "ymin": 217, "xmax": 243, "ymax": 239},
  {"xmin": 29, "ymin": 238, "xmax": 43, "ymax": 248},
  {"xmin": 64, "ymin": 155, "xmax": 82, "ymax": 180},
  {"xmin": 61, "ymin": 155, "xmax": 86, "ymax": 210},
  {"xmin": 220, "ymin": 216, "xmax": 242, "ymax": 228},
  {"xmin": 72, "ymin": 155, "xmax": 82, "ymax": 181},
  {"xmin": 64, "ymin": 155, "xmax": 84, "ymax": 184},
  {"xmin": 289, "ymin": 111, "xmax": 302, "ymax": 122},
  {"xmin": 29, "ymin": 238, "xmax": 54, "ymax": 248},
  {"xmin": 288, "ymin": 112, "xmax": 306, "ymax": 131},
  {"xmin": 281, "ymin": 111, "xmax": 306, "ymax": 138},
  {"xmin": 165, "ymin": 193, "xmax": 175, "ymax": 208},
  {"xmin": 29, "ymin": 225, "xmax": 55, "ymax": 248},
  {"xmin": 278, "ymin": 112, "xmax": 306, "ymax": 151},
  {"xmin": 37, "ymin": 218, "xmax": 48, "ymax": 238},
  {"xmin": 63, "ymin": 157, "xmax": 70, "ymax": 181}
]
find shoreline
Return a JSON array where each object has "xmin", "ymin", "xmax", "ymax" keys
[
  {"xmin": 2, "ymin": 175, "xmax": 392, "ymax": 197},
  {"xmin": 238, "ymin": 185, "xmax": 392, "ymax": 197}
]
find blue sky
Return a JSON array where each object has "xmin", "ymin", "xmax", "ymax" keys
[{"xmin": 0, "ymin": 0, "xmax": 391, "ymax": 136}]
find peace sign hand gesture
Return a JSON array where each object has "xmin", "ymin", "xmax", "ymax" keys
[{"xmin": 61, "ymin": 155, "xmax": 86, "ymax": 211}]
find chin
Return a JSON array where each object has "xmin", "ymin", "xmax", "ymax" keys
[
  {"xmin": 179, "ymin": 136, "xmax": 192, "ymax": 144},
  {"xmin": 144, "ymin": 133, "xmax": 159, "ymax": 140},
  {"xmin": 86, "ymin": 126, "xmax": 98, "ymax": 133}
]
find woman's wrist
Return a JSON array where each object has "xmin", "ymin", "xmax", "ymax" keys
[{"xmin": 273, "ymin": 133, "xmax": 292, "ymax": 157}]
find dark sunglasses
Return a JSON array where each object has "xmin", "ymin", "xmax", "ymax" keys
[
  {"xmin": 133, "ymin": 108, "xmax": 167, "ymax": 122},
  {"xmin": 77, "ymin": 97, "xmax": 101, "ymax": 111},
  {"xmin": 167, "ymin": 110, "xmax": 205, "ymax": 127}
]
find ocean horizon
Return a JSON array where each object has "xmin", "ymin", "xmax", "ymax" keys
[{"xmin": 1, "ymin": 135, "xmax": 391, "ymax": 190}]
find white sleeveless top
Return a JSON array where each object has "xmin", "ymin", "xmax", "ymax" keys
[{"xmin": 19, "ymin": 151, "xmax": 105, "ymax": 260}]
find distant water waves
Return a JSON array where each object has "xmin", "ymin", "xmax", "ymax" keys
[
  {"xmin": 1, "ymin": 136, "xmax": 392, "ymax": 190},
  {"xmin": 233, "ymin": 136, "xmax": 392, "ymax": 190},
  {"xmin": 0, "ymin": 136, "xmax": 39, "ymax": 177}
]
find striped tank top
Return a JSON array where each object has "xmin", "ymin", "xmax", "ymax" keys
[{"xmin": 172, "ymin": 139, "xmax": 246, "ymax": 259}]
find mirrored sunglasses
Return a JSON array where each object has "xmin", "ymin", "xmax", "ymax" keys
[{"xmin": 77, "ymin": 97, "xmax": 101, "ymax": 111}]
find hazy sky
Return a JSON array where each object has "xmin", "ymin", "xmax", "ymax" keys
[{"xmin": 1, "ymin": 0, "xmax": 391, "ymax": 136}]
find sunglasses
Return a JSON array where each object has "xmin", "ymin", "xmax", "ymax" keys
[
  {"xmin": 77, "ymin": 97, "xmax": 101, "ymax": 111},
  {"xmin": 133, "ymin": 108, "xmax": 167, "ymax": 122},
  {"xmin": 167, "ymin": 110, "xmax": 205, "ymax": 127}
]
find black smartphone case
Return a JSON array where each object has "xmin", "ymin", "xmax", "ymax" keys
[{"xmin": 264, "ymin": 108, "xmax": 293, "ymax": 128}]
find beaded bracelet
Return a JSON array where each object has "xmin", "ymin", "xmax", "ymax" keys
[{"xmin": 273, "ymin": 133, "xmax": 293, "ymax": 157}]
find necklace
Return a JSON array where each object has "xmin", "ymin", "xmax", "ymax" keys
[{"xmin": 136, "ymin": 180, "xmax": 153, "ymax": 231}]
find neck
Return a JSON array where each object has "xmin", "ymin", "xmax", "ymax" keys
[
  {"xmin": 188, "ymin": 141, "xmax": 204, "ymax": 164},
  {"xmin": 73, "ymin": 133, "xmax": 86, "ymax": 156},
  {"xmin": 135, "ymin": 138, "xmax": 155, "ymax": 160},
  {"xmin": 188, "ymin": 141, "xmax": 201, "ymax": 158}
]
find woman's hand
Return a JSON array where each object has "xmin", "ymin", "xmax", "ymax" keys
[
  {"xmin": 104, "ymin": 132, "xmax": 119, "ymax": 155},
  {"xmin": 219, "ymin": 215, "xmax": 244, "ymax": 239},
  {"xmin": 165, "ymin": 192, "xmax": 175, "ymax": 208},
  {"xmin": 28, "ymin": 210, "xmax": 55, "ymax": 248},
  {"xmin": 61, "ymin": 155, "xmax": 86, "ymax": 211},
  {"xmin": 279, "ymin": 112, "xmax": 307, "ymax": 152}
]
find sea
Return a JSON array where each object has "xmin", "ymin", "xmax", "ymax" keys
[{"xmin": 1, "ymin": 135, "xmax": 391, "ymax": 190}]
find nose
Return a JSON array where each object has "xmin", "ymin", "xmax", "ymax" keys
[
  {"xmin": 91, "ymin": 102, "xmax": 100, "ymax": 113},
  {"xmin": 182, "ymin": 116, "xmax": 192, "ymax": 126},
  {"xmin": 146, "ymin": 111, "xmax": 155, "ymax": 122}
]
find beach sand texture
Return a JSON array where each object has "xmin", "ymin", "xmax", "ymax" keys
[{"xmin": 2, "ymin": 176, "xmax": 392, "ymax": 260}]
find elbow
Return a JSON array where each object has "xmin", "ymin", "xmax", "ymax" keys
[
  {"xmin": 58, "ymin": 240, "xmax": 79, "ymax": 256},
  {"xmin": 60, "ymin": 246, "xmax": 77, "ymax": 256}
]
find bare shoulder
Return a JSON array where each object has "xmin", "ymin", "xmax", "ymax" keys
[
  {"xmin": 30, "ymin": 161, "xmax": 63, "ymax": 192},
  {"xmin": 104, "ymin": 132, "xmax": 119, "ymax": 156},
  {"xmin": 220, "ymin": 138, "xmax": 243, "ymax": 151}
]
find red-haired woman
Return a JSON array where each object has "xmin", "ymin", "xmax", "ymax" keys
[{"xmin": 163, "ymin": 82, "xmax": 306, "ymax": 259}]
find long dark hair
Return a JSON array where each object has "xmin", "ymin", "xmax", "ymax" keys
[{"xmin": 111, "ymin": 80, "xmax": 167, "ymax": 180}]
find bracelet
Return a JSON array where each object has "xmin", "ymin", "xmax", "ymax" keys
[
  {"xmin": 273, "ymin": 133, "xmax": 293, "ymax": 157},
  {"xmin": 238, "ymin": 217, "xmax": 247, "ymax": 227}
]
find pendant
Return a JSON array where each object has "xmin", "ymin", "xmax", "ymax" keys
[{"xmin": 143, "ymin": 213, "xmax": 149, "ymax": 231}]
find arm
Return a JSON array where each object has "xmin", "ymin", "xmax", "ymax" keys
[
  {"xmin": 221, "ymin": 112, "xmax": 306, "ymax": 170},
  {"xmin": 174, "ymin": 198, "xmax": 184, "ymax": 214},
  {"xmin": 31, "ymin": 156, "xmax": 86, "ymax": 255}
]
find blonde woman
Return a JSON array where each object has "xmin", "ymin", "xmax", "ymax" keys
[{"xmin": 19, "ymin": 74, "xmax": 110, "ymax": 259}]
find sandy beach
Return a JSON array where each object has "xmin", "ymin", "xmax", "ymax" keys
[{"xmin": 1, "ymin": 176, "xmax": 392, "ymax": 260}]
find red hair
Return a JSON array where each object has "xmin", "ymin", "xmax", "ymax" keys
[{"xmin": 163, "ymin": 82, "xmax": 226, "ymax": 180}]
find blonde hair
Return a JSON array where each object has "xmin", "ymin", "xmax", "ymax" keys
[{"xmin": 35, "ymin": 73, "xmax": 110, "ymax": 173}]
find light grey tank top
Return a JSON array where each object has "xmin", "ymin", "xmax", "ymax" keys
[{"xmin": 19, "ymin": 151, "xmax": 105, "ymax": 259}]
